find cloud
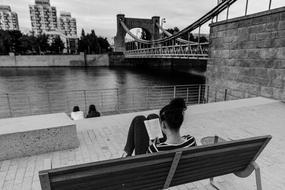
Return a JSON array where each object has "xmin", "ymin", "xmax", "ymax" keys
[{"xmin": 2, "ymin": 0, "xmax": 285, "ymax": 41}]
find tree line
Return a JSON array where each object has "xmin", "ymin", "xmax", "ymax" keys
[
  {"xmin": 0, "ymin": 29, "xmax": 110, "ymax": 55},
  {"xmin": 78, "ymin": 29, "xmax": 110, "ymax": 54},
  {"xmin": 162, "ymin": 27, "xmax": 209, "ymax": 43}
]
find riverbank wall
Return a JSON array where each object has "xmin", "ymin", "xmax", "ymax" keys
[
  {"xmin": 0, "ymin": 54, "xmax": 109, "ymax": 67},
  {"xmin": 206, "ymin": 7, "xmax": 285, "ymax": 101},
  {"xmin": 109, "ymin": 52, "xmax": 207, "ymax": 71}
]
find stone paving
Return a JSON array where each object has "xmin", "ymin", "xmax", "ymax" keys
[{"xmin": 0, "ymin": 97, "xmax": 284, "ymax": 190}]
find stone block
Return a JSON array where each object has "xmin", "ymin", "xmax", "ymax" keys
[
  {"xmin": 260, "ymin": 86, "xmax": 274, "ymax": 97},
  {"xmin": 226, "ymin": 29, "xmax": 238, "ymax": 37},
  {"xmin": 250, "ymin": 59, "xmax": 268, "ymax": 68},
  {"xmin": 278, "ymin": 30, "xmax": 285, "ymax": 38},
  {"xmin": 276, "ymin": 48, "xmax": 285, "ymax": 59},
  {"xmin": 252, "ymin": 16, "xmax": 269, "ymax": 25},
  {"xmin": 217, "ymin": 31, "xmax": 227, "ymax": 38},
  {"xmin": 247, "ymin": 49, "xmax": 261, "ymax": 59},
  {"xmin": 237, "ymin": 19, "xmax": 252, "ymax": 28},
  {"xmin": 228, "ymin": 89, "xmax": 245, "ymax": 99},
  {"xmin": 256, "ymin": 40, "xmax": 274, "ymax": 48},
  {"xmin": 240, "ymin": 41, "xmax": 257, "ymax": 49},
  {"xmin": 0, "ymin": 113, "xmax": 79, "ymax": 161},
  {"xmin": 238, "ymin": 59, "xmax": 250, "ymax": 67},
  {"xmin": 266, "ymin": 22, "xmax": 279, "ymax": 31},
  {"xmin": 249, "ymin": 34, "xmax": 256, "ymax": 41},
  {"xmin": 211, "ymin": 26, "xmax": 219, "ymax": 33},
  {"xmin": 226, "ymin": 59, "xmax": 238, "ymax": 66},
  {"xmin": 268, "ymin": 13, "xmax": 281, "ymax": 22},
  {"xmin": 237, "ymin": 75, "xmax": 251, "ymax": 84},
  {"xmin": 226, "ymin": 22, "xmax": 238, "ymax": 30},
  {"xmin": 237, "ymin": 28, "xmax": 249, "ymax": 41},
  {"xmin": 281, "ymin": 12, "xmax": 285, "ymax": 21},
  {"xmin": 255, "ymin": 68, "xmax": 268, "ymax": 78},
  {"xmin": 224, "ymin": 36, "xmax": 238, "ymax": 43},
  {"xmin": 256, "ymin": 32, "xmax": 277, "ymax": 40},
  {"xmin": 216, "ymin": 24, "xmax": 227, "ymax": 31},
  {"xmin": 230, "ymin": 42, "xmax": 240, "ymax": 50},
  {"xmin": 273, "ymin": 38, "xmax": 285, "ymax": 48},
  {"xmin": 273, "ymin": 59, "xmax": 285, "ymax": 69},
  {"xmin": 257, "ymin": 77, "xmax": 270, "ymax": 86},
  {"xmin": 272, "ymin": 88, "xmax": 284, "ymax": 100},
  {"xmin": 278, "ymin": 21, "xmax": 285, "ymax": 30},
  {"xmin": 260, "ymin": 48, "xmax": 278, "ymax": 59},
  {"xmin": 270, "ymin": 78, "xmax": 283, "ymax": 88},
  {"xmin": 263, "ymin": 59, "xmax": 276, "ymax": 68},
  {"xmin": 249, "ymin": 24, "xmax": 266, "ymax": 33}
]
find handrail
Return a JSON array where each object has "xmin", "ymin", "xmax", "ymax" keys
[
  {"xmin": 125, "ymin": 43, "xmax": 209, "ymax": 59},
  {"xmin": 0, "ymin": 84, "xmax": 261, "ymax": 119}
]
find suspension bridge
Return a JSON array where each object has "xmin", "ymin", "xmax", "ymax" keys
[{"xmin": 114, "ymin": 0, "xmax": 276, "ymax": 60}]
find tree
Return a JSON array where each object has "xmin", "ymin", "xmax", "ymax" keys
[
  {"xmin": 78, "ymin": 29, "xmax": 111, "ymax": 54},
  {"xmin": 8, "ymin": 30, "xmax": 22, "ymax": 53},
  {"xmin": 97, "ymin": 37, "xmax": 110, "ymax": 53},
  {"xmin": 50, "ymin": 36, "xmax": 65, "ymax": 54},
  {"xmin": 19, "ymin": 35, "xmax": 32, "ymax": 54},
  {"xmin": 140, "ymin": 29, "xmax": 151, "ymax": 40},
  {"xmin": 36, "ymin": 34, "xmax": 49, "ymax": 54},
  {"xmin": 79, "ymin": 29, "xmax": 87, "ymax": 52},
  {"xmin": 162, "ymin": 27, "xmax": 208, "ymax": 43},
  {"xmin": 0, "ymin": 30, "xmax": 11, "ymax": 55}
]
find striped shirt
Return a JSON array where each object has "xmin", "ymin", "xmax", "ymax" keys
[{"xmin": 147, "ymin": 135, "xmax": 196, "ymax": 153}]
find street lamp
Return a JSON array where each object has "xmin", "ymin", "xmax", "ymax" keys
[
  {"xmin": 160, "ymin": 18, "xmax": 166, "ymax": 39},
  {"xmin": 161, "ymin": 18, "xmax": 166, "ymax": 28}
]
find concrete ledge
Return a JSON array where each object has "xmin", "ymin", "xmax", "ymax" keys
[
  {"xmin": 210, "ymin": 6, "xmax": 285, "ymax": 27},
  {"xmin": 0, "ymin": 113, "xmax": 79, "ymax": 161}
]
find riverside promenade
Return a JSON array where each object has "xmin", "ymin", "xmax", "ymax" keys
[{"xmin": 0, "ymin": 97, "xmax": 284, "ymax": 190}]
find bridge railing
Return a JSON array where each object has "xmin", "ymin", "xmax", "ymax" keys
[
  {"xmin": 125, "ymin": 43, "xmax": 209, "ymax": 59},
  {"xmin": 0, "ymin": 84, "xmax": 263, "ymax": 119}
]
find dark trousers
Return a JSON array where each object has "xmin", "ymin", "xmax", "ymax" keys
[{"xmin": 124, "ymin": 114, "xmax": 166, "ymax": 156}]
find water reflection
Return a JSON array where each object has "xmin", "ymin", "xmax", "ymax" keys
[
  {"xmin": 0, "ymin": 67, "xmax": 205, "ymax": 118},
  {"xmin": 0, "ymin": 67, "xmax": 205, "ymax": 93}
]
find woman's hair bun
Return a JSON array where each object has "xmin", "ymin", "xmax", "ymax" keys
[
  {"xmin": 159, "ymin": 98, "xmax": 186, "ymax": 131},
  {"xmin": 169, "ymin": 98, "xmax": 186, "ymax": 110}
]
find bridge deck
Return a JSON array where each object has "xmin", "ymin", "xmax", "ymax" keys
[{"xmin": 0, "ymin": 97, "xmax": 284, "ymax": 190}]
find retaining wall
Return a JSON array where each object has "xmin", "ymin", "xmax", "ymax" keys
[
  {"xmin": 207, "ymin": 7, "xmax": 285, "ymax": 101},
  {"xmin": 0, "ymin": 54, "xmax": 109, "ymax": 67}
]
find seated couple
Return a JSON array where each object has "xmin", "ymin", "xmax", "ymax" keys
[
  {"xmin": 123, "ymin": 98, "xmax": 196, "ymax": 156},
  {"xmin": 71, "ymin": 105, "xmax": 101, "ymax": 120}
]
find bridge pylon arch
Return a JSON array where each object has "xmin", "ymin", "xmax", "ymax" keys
[{"xmin": 114, "ymin": 14, "xmax": 160, "ymax": 52}]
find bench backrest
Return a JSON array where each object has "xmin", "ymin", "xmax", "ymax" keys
[{"xmin": 39, "ymin": 135, "xmax": 271, "ymax": 190}]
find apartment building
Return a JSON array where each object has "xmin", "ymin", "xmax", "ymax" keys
[
  {"xmin": 0, "ymin": 5, "xmax": 19, "ymax": 30},
  {"xmin": 29, "ymin": 0, "xmax": 57, "ymax": 35}
]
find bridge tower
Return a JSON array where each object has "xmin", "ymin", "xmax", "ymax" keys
[{"xmin": 114, "ymin": 14, "xmax": 160, "ymax": 52}]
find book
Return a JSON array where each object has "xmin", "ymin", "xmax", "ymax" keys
[{"xmin": 144, "ymin": 118, "xmax": 164, "ymax": 140}]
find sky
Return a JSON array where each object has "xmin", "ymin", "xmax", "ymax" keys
[{"xmin": 2, "ymin": 0, "xmax": 285, "ymax": 42}]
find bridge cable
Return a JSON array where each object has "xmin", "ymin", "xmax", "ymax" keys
[
  {"xmin": 155, "ymin": 23, "xmax": 197, "ymax": 44},
  {"xmin": 120, "ymin": 0, "xmax": 238, "ymax": 44}
]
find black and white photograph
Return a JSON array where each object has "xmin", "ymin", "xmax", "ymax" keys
[{"xmin": 0, "ymin": 0, "xmax": 285, "ymax": 189}]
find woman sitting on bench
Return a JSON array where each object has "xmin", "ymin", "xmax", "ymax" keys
[{"xmin": 123, "ymin": 98, "xmax": 196, "ymax": 156}]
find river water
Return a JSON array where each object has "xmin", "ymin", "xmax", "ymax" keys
[
  {"xmin": 0, "ymin": 67, "xmax": 205, "ymax": 93},
  {"xmin": 0, "ymin": 67, "xmax": 205, "ymax": 117}
]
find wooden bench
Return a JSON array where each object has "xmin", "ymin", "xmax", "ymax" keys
[{"xmin": 39, "ymin": 135, "xmax": 271, "ymax": 190}]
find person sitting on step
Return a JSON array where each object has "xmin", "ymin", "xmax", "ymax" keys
[
  {"xmin": 70, "ymin": 106, "xmax": 84, "ymax": 120},
  {"xmin": 86, "ymin": 104, "xmax": 101, "ymax": 118}
]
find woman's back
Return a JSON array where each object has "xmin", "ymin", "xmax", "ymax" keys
[
  {"xmin": 71, "ymin": 111, "xmax": 84, "ymax": 120},
  {"xmin": 148, "ymin": 135, "xmax": 196, "ymax": 153},
  {"xmin": 86, "ymin": 111, "xmax": 100, "ymax": 118}
]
